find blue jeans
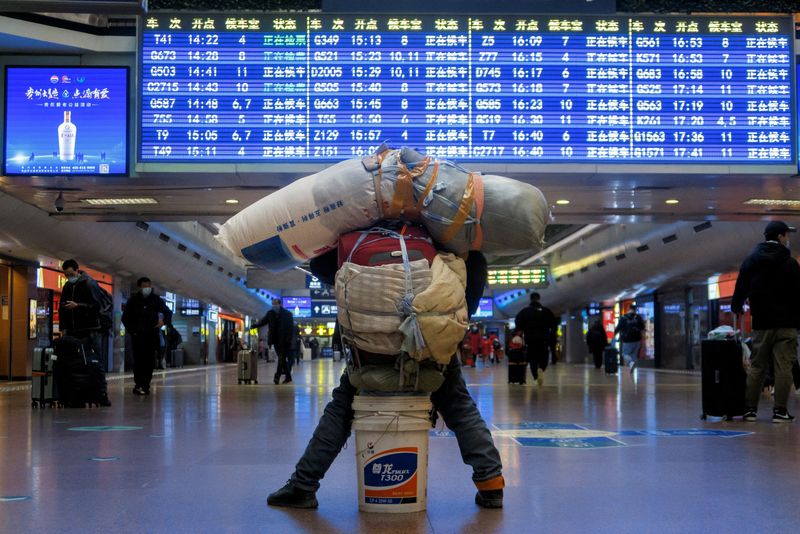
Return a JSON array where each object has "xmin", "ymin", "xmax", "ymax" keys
[
  {"xmin": 620, "ymin": 341, "xmax": 640, "ymax": 367},
  {"xmin": 291, "ymin": 356, "xmax": 503, "ymax": 491}
]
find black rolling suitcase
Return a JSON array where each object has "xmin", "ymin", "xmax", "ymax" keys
[
  {"xmin": 53, "ymin": 336, "xmax": 107, "ymax": 408},
  {"xmin": 700, "ymin": 338, "xmax": 746, "ymax": 420},
  {"xmin": 604, "ymin": 347, "xmax": 619, "ymax": 374},
  {"xmin": 32, "ymin": 347, "xmax": 57, "ymax": 407},
  {"xmin": 507, "ymin": 348, "xmax": 527, "ymax": 384}
]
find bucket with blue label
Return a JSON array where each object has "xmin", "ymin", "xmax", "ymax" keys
[{"xmin": 353, "ymin": 395, "xmax": 431, "ymax": 513}]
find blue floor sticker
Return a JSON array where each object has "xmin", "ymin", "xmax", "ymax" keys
[
  {"xmin": 516, "ymin": 436, "xmax": 627, "ymax": 449},
  {"xmin": 493, "ymin": 423, "xmax": 753, "ymax": 448},
  {"xmin": 89, "ymin": 457, "xmax": 120, "ymax": 461},
  {"xmin": 68, "ymin": 426, "xmax": 142, "ymax": 432},
  {"xmin": 0, "ymin": 496, "xmax": 32, "ymax": 502}
]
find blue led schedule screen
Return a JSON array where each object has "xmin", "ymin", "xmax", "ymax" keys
[
  {"xmin": 140, "ymin": 14, "xmax": 792, "ymax": 164},
  {"xmin": 5, "ymin": 67, "xmax": 128, "ymax": 175}
]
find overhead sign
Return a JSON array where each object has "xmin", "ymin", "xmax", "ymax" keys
[
  {"xmin": 140, "ymin": 13, "xmax": 792, "ymax": 164},
  {"xmin": 311, "ymin": 299, "xmax": 338, "ymax": 317},
  {"xmin": 306, "ymin": 275, "xmax": 323, "ymax": 290},
  {"xmin": 488, "ymin": 266, "xmax": 549, "ymax": 287}
]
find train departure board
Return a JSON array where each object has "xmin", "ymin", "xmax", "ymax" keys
[{"xmin": 140, "ymin": 13, "xmax": 793, "ymax": 164}]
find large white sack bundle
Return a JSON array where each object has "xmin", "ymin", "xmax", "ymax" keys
[
  {"xmin": 218, "ymin": 147, "xmax": 549, "ymax": 272},
  {"xmin": 217, "ymin": 157, "xmax": 394, "ymax": 272}
]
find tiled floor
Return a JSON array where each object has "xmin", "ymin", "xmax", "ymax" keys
[{"xmin": 1, "ymin": 360, "xmax": 799, "ymax": 533}]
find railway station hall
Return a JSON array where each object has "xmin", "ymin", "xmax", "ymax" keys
[{"xmin": 1, "ymin": 0, "xmax": 800, "ymax": 532}]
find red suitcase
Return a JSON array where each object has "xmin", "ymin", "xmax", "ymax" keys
[{"xmin": 337, "ymin": 225, "xmax": 437, "ymax": 268}]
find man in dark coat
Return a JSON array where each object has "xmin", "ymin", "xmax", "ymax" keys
[
  {"xmin": 59, "ymin": 259, "xmax": 112, "ymax": 406},
  {"xmin": 732, "ymin": 220, "xmax": 800, "ymax": 423},
  {"xmin": 121, "ymin": 277, "xmax": 172, "ymax": 395},
  {"xmin": 253, "ymin": 298, "xmax": 295, "ymax": 384},
  {"xmin": 514, "ymin": 292, "xmax": 557, "ymax": 386}
]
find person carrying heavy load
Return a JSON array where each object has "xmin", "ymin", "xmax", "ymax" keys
[{"xmin": 267, "ymin": 225, "xmax": 505, "ymax": 510}]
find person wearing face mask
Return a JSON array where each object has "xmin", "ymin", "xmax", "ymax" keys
[
  {"xmin": 59, "ymin": 258, "xmax": 112, "ymax": 406},
  {"xmin": 732, "ymin": 221, "xmax": 800, "ymax": 423},
  {"xmin": 252, "ymin": 298, "xmax": 295, "ymax": 384},
  {"xmin": 121, "ymin": 277, "xmax": 172, "ymax": 396}
]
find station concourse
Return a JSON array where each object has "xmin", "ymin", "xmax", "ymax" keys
[{"xmin": 1, "ymin": 0, "xmax": 800, "ymax": 532}]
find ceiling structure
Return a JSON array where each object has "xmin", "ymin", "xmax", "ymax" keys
[{"xmin": 1, "ymin": 6, "xmax": 798, "ymax": 305}]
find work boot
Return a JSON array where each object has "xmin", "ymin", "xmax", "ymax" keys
[
  {"xmin": 475, "ymin": 489, "xmax": 503, "ymax": 509},
  {"xmin": 267, "ymin": 481, "xmax": 318, "ymax": 509},
  {"xmin": 474, "ymin": 475, "xmax": 504, "ymax": 508}
]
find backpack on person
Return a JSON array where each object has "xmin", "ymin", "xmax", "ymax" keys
[{"xmin": 85, "ymin": 276, "xmax": 113, "ymax": 333}]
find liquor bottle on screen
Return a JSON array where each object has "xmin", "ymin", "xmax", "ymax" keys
[{"xmin": 58, "ymin": 111, "xmax": 76, "ymax": 161}]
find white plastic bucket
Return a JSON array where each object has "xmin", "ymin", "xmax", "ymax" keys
[{"xmin": 352, "ymin": 395, "xmax": 432, "ymax": 513}]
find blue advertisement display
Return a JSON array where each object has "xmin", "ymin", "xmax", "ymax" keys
[
  {"xmin": 282, "ymin": 296, "xmax": 311, "ymax": 318},
  {"xmin": 4, "ymin": 66, "xmax": 128, "ymax": 175},
  {"xmin": 474, "ymin": 297, "xmax": 493, "ymax": 318}
]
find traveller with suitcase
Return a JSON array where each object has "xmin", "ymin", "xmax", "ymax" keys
[
  {"xmin": 507, "ymin": 332, "xmax": 527, "ymax": 384},
  {"xmin": 59, "ymin": 259, "xmax": 112, "ymax": 406},
  {"xmin": 252, "ymin": 298, "xmax": 295, "ymax": 384},
  {"xmin": 731, "ymin": 220, "xmax": 800, "ymax": 423}
]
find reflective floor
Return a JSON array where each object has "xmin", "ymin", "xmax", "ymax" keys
[{"xmin": 1, "ymin": 360, "xmax": 799, "ymax": 533}]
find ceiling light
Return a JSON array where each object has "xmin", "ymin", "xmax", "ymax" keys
[
  {"xmin": 555, "ymin": 199, "xmax": 570, "ymax": 205},
  {"xmin": 83, "ymin": 198, "xmax": 158, "ymax": 206},
  {"xmin": 225, "ymin": 199, "xmax": 240, "ymax": 205},
  {"xmin": 665, "ymin": 199, "xmax": 680, "ymax": 205},
  {"xmin": 744, "ymin": 199, "xmax": 800, "ymax": 207}
]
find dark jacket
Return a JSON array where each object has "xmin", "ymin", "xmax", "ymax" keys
[
  {"xmin": 731, "ymin": 241, "xmax": 800, "ymax": 330},
  {"xmin": 586, "ymin": 324, "xmax": 609, "ymax": 352},
  {"xmin": 121, "ymin": 291, "xmax": 172, "ymax": 335},
  {"xmin": 254, "ymin": 307, "xmax": 294, "ymax": 352},
  {"xmin": 615, "ymin": 312, "xmax": 645, "ymax": 343},
  {"xmin": 514, "ymin": 303, "xmax": 557, "ymax": 344},
  {"xmin": 59, "ymin": 272, "xmax": 102, "ymax": 335}
]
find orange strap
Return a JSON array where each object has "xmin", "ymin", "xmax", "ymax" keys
[
  {"xmin": 414, "ymin": 162, "xmax": 440, "ymax": 215},
  {"xmin": 440, "ymin": 172, "xmax": 477, "ymax": 244},
  {"xmin": 385, "ymin": 157, "xmax": 432, "ymax": 220},
  {"xmin": 469, "ymin": 173, "xmax": 485, "ymax": 250},
  {"xmin": 475, "ymin": 475, "xmax": 505, "ymax": 491}
]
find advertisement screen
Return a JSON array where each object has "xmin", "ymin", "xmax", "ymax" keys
[
  {"xmin": 5, "ymin": 66, "xmax": 128, "ymax": 175},
  {"xmin": 473, "ymin": 297, "xmax": 494, "ymax": 318},
  {"xmin": 283, "ymin": 296, "xmax": 312, "ymax": 318},
  {"xmin": 140, "ymin": 13, "xmax": 792, "ymax": 164}
]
